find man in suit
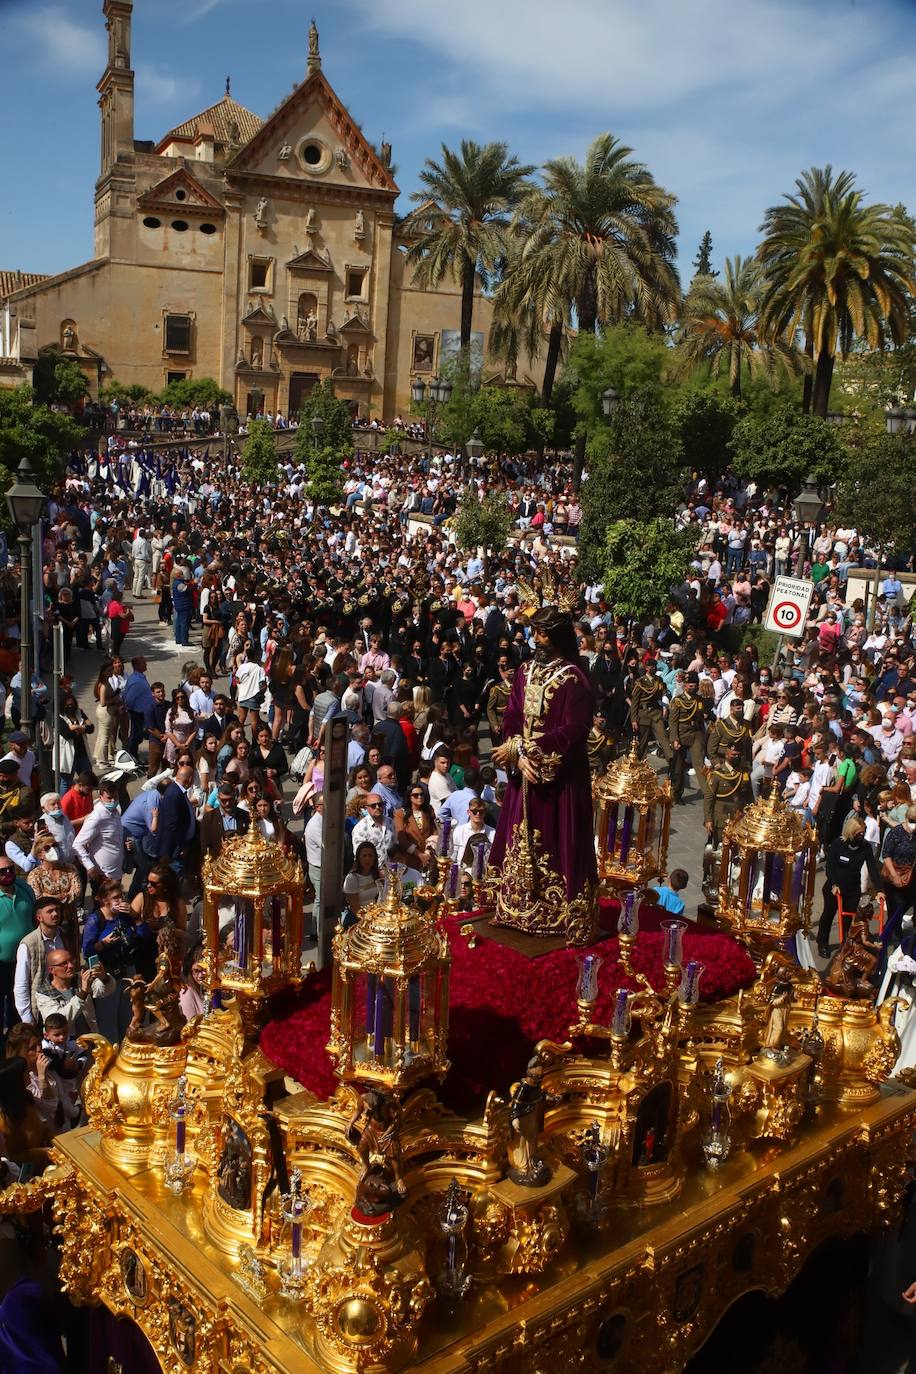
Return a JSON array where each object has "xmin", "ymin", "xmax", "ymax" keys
[
  {"xmin": 154, "ymin": 763, "xmax": 196, "ymax": 870},
  {"xmin": 200, "ymin": 782, "xmax": 250, "ymax": 859}
]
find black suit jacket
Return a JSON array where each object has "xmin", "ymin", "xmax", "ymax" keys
[{"xmin": 154, "ymin": 782, "xmax": 195, "ymax": 860}]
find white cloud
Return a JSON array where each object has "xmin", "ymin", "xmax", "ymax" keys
[
  {"xmin": 181, "ymin": 0, "xmax": 225, "ymax": 24},
  {"xmin": 135, "ymin": 63, "xmax": 197, "ymax": 107},
  {"xmin": 12, "ymin": 5, "xmax": 106, "ymax": 75},
  {"xmin": 342, "ymin": 0, "xmax": 916, "ymax": 262}
]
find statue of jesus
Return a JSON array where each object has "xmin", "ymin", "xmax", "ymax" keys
[{"xmin": 489, "ymin": 598, "xmax": 597, "ymax": 945}]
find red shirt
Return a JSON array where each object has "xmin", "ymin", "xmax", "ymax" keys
[
  {"xmin": 398, "ymin": 718, "xmax": 419, "ymax": 768},
  {"xmin": 60, "ymin": 786, "xmax": 93, "ymax": 826}
]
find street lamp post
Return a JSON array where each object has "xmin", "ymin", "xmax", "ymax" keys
[
  {"xmin": 464, "ymin": 428, "xmax": 485, "ymax": 481},
  {"xmin": 791, "ymin": 474, "xmax": 826, "ymax": 578},
  {"xmin": 411, "ymin": 375, "xmax": 453, "ymax": 464},
  {"xmin": 6, "ymin": 456, "xmax": 46, "ymax": 744},
  {"xmin": 601, "ymin": 386, "xmax": 621, "ymax": 418}
]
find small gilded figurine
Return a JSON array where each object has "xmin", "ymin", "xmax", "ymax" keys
[
  {"xmin": 759, "ymin": 980, "xmax": 795, "ymax": 1063},
  {"xmin": 506, "ymin": 1043, "xmax": 568, "ymax": 1187},
  {"xmin": 349, "ymin": 1089, "xmax": 407, "ymax": 1216},
  {"xmin": 824, "ymin": 910, "xmax": 881, "ymax": 1001}
]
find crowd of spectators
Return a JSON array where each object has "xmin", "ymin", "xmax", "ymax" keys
[{"xmin": 0, "ymin": 432, "xmax": 911, "ymax": 1184}]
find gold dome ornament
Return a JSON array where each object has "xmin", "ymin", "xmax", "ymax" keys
[
  {"xmin": 327, "ymin": 867, "xmax": 450, "ymax": 1096},
  {"xmin": 593, "ymin": 741, "xmax": 672, "ymax": 896},
  {"xmin": 715, "ymin": 789, "xmax": 817, "ymax": 963}
]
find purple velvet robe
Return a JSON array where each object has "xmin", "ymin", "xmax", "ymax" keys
[{"xmin": 488, "ymin": 658, "xmax": 597, "ymax": 900}]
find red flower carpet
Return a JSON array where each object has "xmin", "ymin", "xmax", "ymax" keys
[{"xmin": 261, "ymin": 916, "xmax": 756, "ymax": 1115}]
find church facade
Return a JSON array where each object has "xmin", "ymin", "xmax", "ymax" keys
[{"xmin": 0, "ymin": 2, "xmax": 522, "ymax": 420}]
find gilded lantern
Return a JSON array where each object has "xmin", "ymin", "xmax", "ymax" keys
[
  {"xmin": 716, "ymin": 790, "xmax": 817, "ymax": 961},
  {"xmin": 327, "ymin": 872, "xmax": 450, "ymax": 1095},
  {"xmin": 201, "ymin": 827, "xmax": 304, "ymax": 1026},
  {"xmin": 593, "ymin": 742, "xmax": 672, "ymax": 895}
]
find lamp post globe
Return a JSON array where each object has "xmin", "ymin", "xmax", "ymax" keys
[
  {"xmin": 465, "ymin": 429, "xmax": 485, "ymax": 462},
  {"xmin": 791, "ymin": 474, "xmax": 825, "ymax": 528},
  {"xmin": 601, "ymin": 386, "xmax": 620, "ymax": 418},
  {"xmin": 310, "ymin": 414, "xmax": 325, "ymax": 440},
  {"xmin": 410, "ymin": 377, "xmax": 426, "ymax": 406},
  {"xmin": 437, "ymin": 377, "xmax": 453, "ymax": 405},
  {"xmin": 6, "ymin": 456, "xmax": 46, "ymax": 532}
]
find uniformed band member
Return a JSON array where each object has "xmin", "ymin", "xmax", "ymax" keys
[
  {"xmin": 485, "ymin": 662, "xmax": 515, "ymax": 744},
  {"xmin": 702, "ymin": 743, "xmax": 753, "ymax": 886},
  {"xmin": 668, "ymin": 671, "xmax": 707, "ymax": 804},
  {"xmin": 630, "ymin": 661, "xmax": 673, "ymax": 762},
  {"xmin": 706, "ymin": 697, "xmax": 753, "ymax": 769}
]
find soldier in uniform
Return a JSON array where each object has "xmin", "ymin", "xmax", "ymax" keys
[
  {"xmin": 703, "ymin": 743, "xmax": 753, "ymax": 889},
  {"xmin": 668, "ymin": 670, "xmax": 708, "ymax": 804},
  {"xmin": 629, "ymin": 660, "xmax": 673, "ymax": 762},
  {"xmin": 485, "ymin": 660, "xmax": 515, "ymax": 744},
  {"xmin": 707, "ymin": 697, "xmax": 753, "ymax": 769}
]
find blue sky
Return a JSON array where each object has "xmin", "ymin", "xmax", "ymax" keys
[{"xmin": 2, "ymin": 0, "xmax": 916, "ymax": 281}]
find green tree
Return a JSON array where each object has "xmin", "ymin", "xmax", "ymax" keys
[
  {"xmin": 0, "ymin": 387, "xmax": 83, "ymax": 489},
  {"xmin": 729, "ymin": 407, "xmax": 848, "ymax": 493},
  {"xmin": 757, "ymin": 166, "xmax": 916, "ymax": 417},
  {"xmin": 676, "ymin": 255, "xmax": 802, "ymax": 398},
  {"xmin": 159, "ymin": 376, "xmax": 231, "ymax": 410},
  {"xmin": 832, "ymin": 429, "xmax": 916, "ymax": 623},
  {"xmin": 405, "ymin": 140, "xmax": 534, "ymax": 349},
  {"xmin": 692, "ymin": 230, "xmax": 718, "ymax": 279},
  {"xmin": 570, "ymin": 325, "xmax": 672, "ymax": 421},
  {"xmin": 673, "ymin": 391, "xmax": 742, "ymax": 485},
  {"xmin": 304, "ymin": 445, "xmax": 345, "ymax": 509},
  {"xmin": 453, "ymin": 489, "xmax": 514, "ymax": 564},
  {"xmin": 100, "ymin": 380, "xmax": 156, "ymax": 408},
  {"xmin": 579, "ymin": 393, "xmax": 685, "ymax": 581},
  {"xmin": 601, "ymin": 518, "xmax": 699, "ymax": 623},
  {"xmin": 31, "ymin": 350, "xmax": 88, "ymax": 408},
  {"xmin": 295, "ymin": 378, "xmax": 353, "ymax": 458},
  {"xmin": 240, "ymin": 418, "xmax": 278, "ymax": 485}
]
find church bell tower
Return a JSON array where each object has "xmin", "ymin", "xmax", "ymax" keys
[{"xmin": 95, "ymin": 0, "xmax": 135, "ymax": 256}]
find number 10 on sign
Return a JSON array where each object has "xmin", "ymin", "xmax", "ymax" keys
[{"xmin": 764, "ymin": 576, "xmax": 814, "ymax": 639}]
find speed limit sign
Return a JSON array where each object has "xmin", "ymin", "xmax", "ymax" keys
[{"xmin": 764, "ymin": 576, "xmax": 814, "ymax": 638}]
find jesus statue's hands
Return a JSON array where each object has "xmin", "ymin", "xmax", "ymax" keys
[{"xmin": 518, "ymin": 755, "xmax": 539, "ymax": 786}]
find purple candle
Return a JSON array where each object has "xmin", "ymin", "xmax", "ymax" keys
[
  {"xmin": 711, "ymin": 1098, "xmax": 722, "ymax": 1132},
  {"xmin": 619, "ymin": 805, "xmax": 634, "ymax": 864},
  {"xmin": 234, "ymin": 900, "xmax": 249, "ymax": 969},
  {"xmin": 612, "ymin": 988, "xmax": 630, "ymax": 1037},
  {"xmin": 439, "ymin": 817, "xmax": 452, "ymax": 857},
  {"xmin": 373, "ymin": 980, "xmax": 387, "ymax": 1057},
  {"xmin": 448, "ymin": 862, "xmax": 459, "ymax": 898},
  {"xmin": 473, "ymin": 842, "xmax": 486, "ymax": 880},
  {"xmin": 290, "ymin": 1200, "xmax": 303, "ymax": 1259},
  {"xmin": 606, "ymin": 806, "xmax": 618, "ymax": 855},
  {"xmin": 175, "ymin": 1105, "xmax": 186, "ymax": 1156},
  {"xmin": 618, "ymin": 890, "xmax": 638, "ymax": 937}
]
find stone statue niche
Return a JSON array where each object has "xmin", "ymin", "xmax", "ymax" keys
[{"xmin": 61, "ymin": 321, "xmax": 78, "ymax": 352}]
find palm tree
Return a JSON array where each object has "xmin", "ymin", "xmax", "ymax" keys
[
  {"xmin": 517, "ymin": 134, "xmax": 680, "ymax": 333},
  {"xmin": 510, "ymin": 134, "xmax": 679, "ymax": 476},
  {"xmin": 489, "ymin": 232, "xmax": 565, "ymax": 401},
  {"xmin": 758, "ymin": 166, "xmax": 916, "ymax": 418},
  {"xmin": 676, "ymin": 254, "xmax": 802, "ymax": 398},
  {"xmin": 403, "ymin": 141, "xmax": 534, "ymax": 350}
]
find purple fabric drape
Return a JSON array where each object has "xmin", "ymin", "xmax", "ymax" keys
[{"xmin": 489, "ymin": 660, "xmax": 597, "ymax": 901}]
